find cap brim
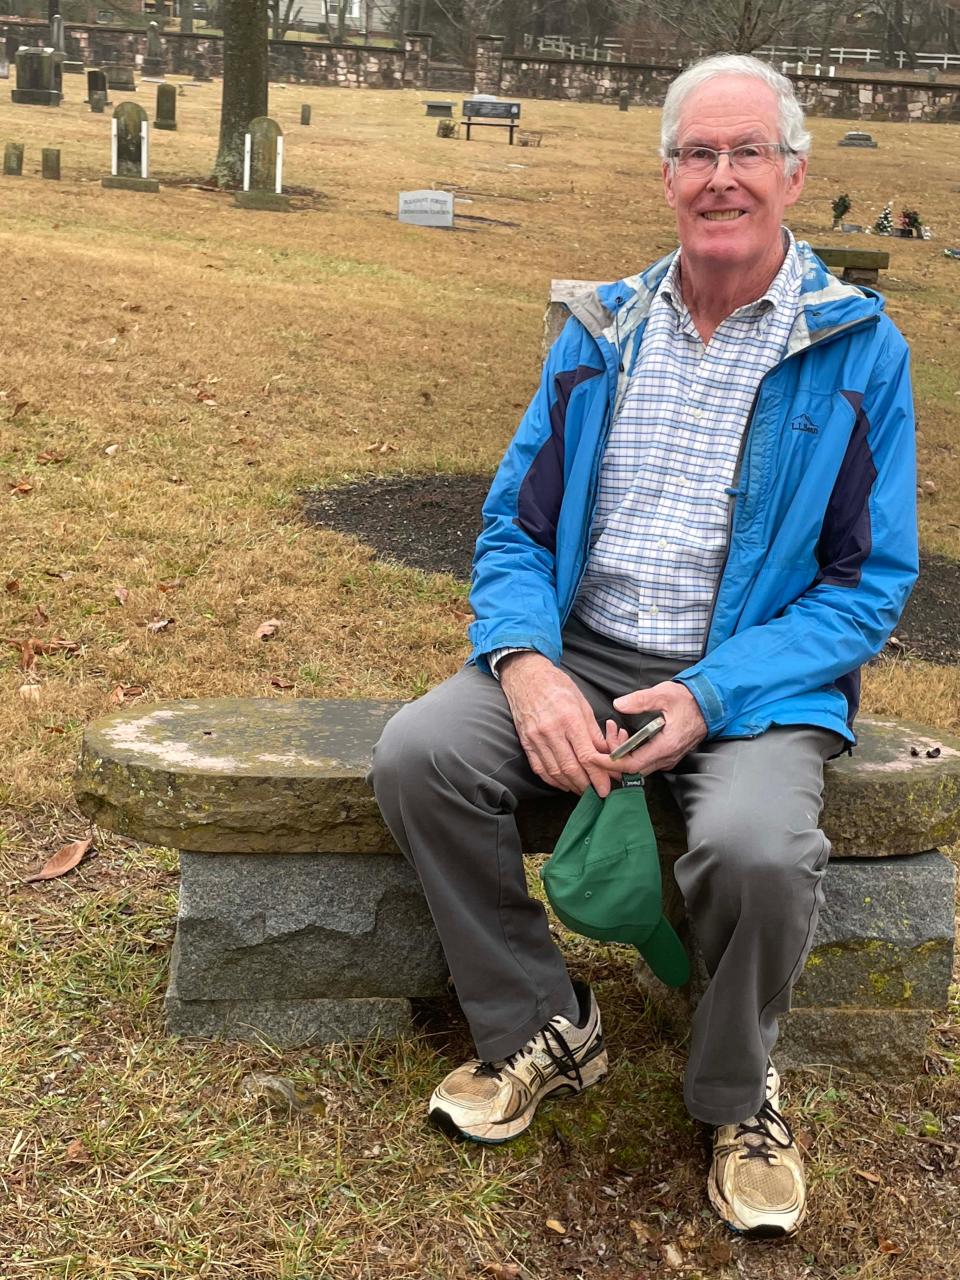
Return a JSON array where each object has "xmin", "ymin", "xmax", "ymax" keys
[{"xmin": 636, "ymin": 915, "xmax": 689, "ymax": 988}]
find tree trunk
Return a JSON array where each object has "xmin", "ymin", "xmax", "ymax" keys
[{"xmin": 213, "ymin": 0, "xmax": 269, "ymax": 187}]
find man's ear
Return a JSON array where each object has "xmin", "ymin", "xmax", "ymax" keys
[
  {"xmin": 783, "ymin": 155, "xmax": 808, "ymax": 209},
  {"xmin": 662, "ymin": 159, "xmax": 677, "ymax": 210}
]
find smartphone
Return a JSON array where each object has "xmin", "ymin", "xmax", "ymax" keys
[{"xmin": 609, "ymin": 714, "xmax": 666, "ymax": 761}]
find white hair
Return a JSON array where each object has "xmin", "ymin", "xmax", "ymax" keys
[{"xmin": 660, "ymin": 54, "xmax": 811, "ymax": 176}]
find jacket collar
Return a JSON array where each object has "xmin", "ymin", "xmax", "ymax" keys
[{"xmin": 579, "ymin": 239, "xmax": 886, "ymax": 358}]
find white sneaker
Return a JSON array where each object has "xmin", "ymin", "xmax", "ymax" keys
[
  {"xmin": 707, "ymin": 1061, "xmax": 806, "ymax": 1239},
  {"xmin": 428, "ymin": 983, "xmax": 607, "ymax": 1143}
]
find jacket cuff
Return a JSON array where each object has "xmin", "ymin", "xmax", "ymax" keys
[{"xmin": 674, "ymin": 672, "xmax": 725, "ymax": 736}]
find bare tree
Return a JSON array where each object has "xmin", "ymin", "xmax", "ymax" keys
[
  {"xmin": 270, "ymin": 0, "xmax": 303, "ymax": 39},
  {"xmin": 213, "ymin": 0, "xmax": 269, "ymax": 186}
]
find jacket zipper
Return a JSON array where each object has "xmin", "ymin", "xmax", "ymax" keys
[{"xmin": 698, "ymin": 312, "xmax": 880, "ymax": 659}]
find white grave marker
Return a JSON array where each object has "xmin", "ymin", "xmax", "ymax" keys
[{"xmin": 398, "ymin": 189, "xmax": 454, "ymax": 229}]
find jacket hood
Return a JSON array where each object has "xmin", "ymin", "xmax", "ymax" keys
[{"xmin": 558, "ymin": 240, "xmax": 887, "ymax": 358}]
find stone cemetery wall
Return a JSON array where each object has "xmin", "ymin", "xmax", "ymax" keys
[
  {"xmin": 475, "ymin": 35, "xmax": 960, "ymax": 120},
  {"xmin": 3, "ymin": 18, "xmax": 959, "ymax": 119},
  {"xmin": 0, "ymin": 19, "xmax": 413, "ymax": 88}
]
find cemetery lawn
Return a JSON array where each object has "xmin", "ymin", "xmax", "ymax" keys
[{"xmin": 1, "ymin": 82, "xmax": 960, "ymax": 1279}]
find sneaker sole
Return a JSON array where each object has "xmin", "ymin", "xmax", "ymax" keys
[
  {"xmin": 429, "ymin": 1049, "xmax": 608, "ymax": 1145},
  {"xmin": 707, "ymin": 1171, "xmax": 805, "ymax": 1240}
]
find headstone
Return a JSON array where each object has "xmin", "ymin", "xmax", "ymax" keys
[
  {"xmin": 142, "ymin": 22, "xmax": 165, "ymax": 78},
  {"xmin": 154, "ymin": 81, "xmax": 176, "ymax": 130},
  {"xmin": 181, "ymin": 6, "xmax": 193, "ymax": 35},
  {"xmin": 398, "ymin": 189, "xmax": 454, "ymax": 229},
  {"xmin": 104, "ymin": 63, "xmax": 136, "ymax": 92},
  {"xmin": 102, "ymin": 101, "xmax": 159, "ymax": 192},
  {"xmin": 424, "ymin": 100, "xmax": 453, "ymax": 117},
  {"xmin": 11, "ymin": 47, "xmax": 63, "ymax": 106},
  {"xmin": 90, "ymin": 90, "xmax": 106, "ymax": 113},
  {"xmin": 840, "ymin": 223, "xmax": 864, "ymax": 233},
  {"xmin": 41, "ymin": 146, "xmax": 60, "ymax": 179},
  {"xmin": 235, "ymin": 116, "xmax": 290, "ymax": 211},
  {"xmin": 191, "ymin": 55, "xmax": 212, "ymax": 83},
  {"xmin": 3, "ymin": 142, "xmax": 24, "ymax": 175},
  {"xmin": 0, "ymin": 59, "xmax": 9, "ymax": 82},
  {"xmin": 300, "ymin": 103, "xmax": 311, "ymax": 125},
  {"xmin": 86, "ymin": 68, "xmax": 109, "ymax": 103},
  {"xmin": 618, "ymin": 89, "xmax": 629, "ymax": 111},
  {"xmin": 62, "ymin": 61, "xmax": 84, "ymax": 75},
  {"xmin": 839, "ymin": 130, "xmax": 878, "ymax": 148}
]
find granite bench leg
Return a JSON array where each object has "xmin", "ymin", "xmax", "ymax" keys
[
  {"xmin": 165, "ymin": 851, "xmax": 449, "ymax": 1047},
  {"xmin": 638, "ymin": 850, "xmax": 956, "ymax": 1077}
]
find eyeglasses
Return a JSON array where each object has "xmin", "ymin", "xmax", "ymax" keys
[{"xmin": 668, "ymin": 143, "xmax": 794, "ymax": 174}]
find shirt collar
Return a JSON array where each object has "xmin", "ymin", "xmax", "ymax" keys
[{"xmin": 659, "ymin": 228, "xmax": 802, "ymax": 329}]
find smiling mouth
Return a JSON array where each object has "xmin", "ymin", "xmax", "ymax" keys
[{"xmin": 702, "ymin": 210, "xmax": 746, "ymax": 221}]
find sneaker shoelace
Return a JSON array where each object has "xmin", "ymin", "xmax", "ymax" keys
[
  {"xmin": 475, "ymin": 1018, "xmax": 585, "ymax": 1089},
  {"xmin": 735, "ymin": 1099, "xmax": 796, "ymax": 1165}
]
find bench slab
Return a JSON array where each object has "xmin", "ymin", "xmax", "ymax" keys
[
  {"xmin": 76, "ymin": 699, "xmax": 960, "ymax": 857},
  {"xmin": 75, "ymin": 698, "xmax": 959, "ymax": 1066}
]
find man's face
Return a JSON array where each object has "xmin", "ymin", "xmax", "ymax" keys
[{"xmin": 662, "ymin": 76, "xmax": 807, "ymax": 271}]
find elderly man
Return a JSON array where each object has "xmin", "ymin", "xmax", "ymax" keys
[{"xmin": 372, "ymin": 54, "xmax": 916, "ymax": 1237}]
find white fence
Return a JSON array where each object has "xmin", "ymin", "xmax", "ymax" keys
[{"xmin": 520, "ymin": 33, "xmax": 960, "ymax": 71}]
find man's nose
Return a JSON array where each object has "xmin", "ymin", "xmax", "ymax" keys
[{"xmin": 707, "ymin": 154, "xmax": 738, "ymax": 190}]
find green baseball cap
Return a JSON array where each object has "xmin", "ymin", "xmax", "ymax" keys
[{"xmin": 541, "ymin": 776, "xmax": 689, "ymax": 988}]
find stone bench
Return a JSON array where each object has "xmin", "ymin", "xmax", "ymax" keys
[{"xmin": 75, "ymin": 699, "xmax": 960, "ymax": 1075}]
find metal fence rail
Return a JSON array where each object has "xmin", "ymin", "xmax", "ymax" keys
[{"xmin": 520, "ymin": 33, "xmax": 960, "ymax": 71}]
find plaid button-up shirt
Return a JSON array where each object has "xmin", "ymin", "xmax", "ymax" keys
[{"xmin": 573, "ymin": 233, "xmax": 803, "ymax": 659}]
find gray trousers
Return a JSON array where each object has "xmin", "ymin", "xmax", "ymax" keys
[{"xmin": 371, "ymin": 616, "xmax": 841, "ymax": 1126}]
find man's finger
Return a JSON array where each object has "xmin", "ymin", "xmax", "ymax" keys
[{"xmin": 612, "ymin": 687, "xmax": 657, "ymax": 715}]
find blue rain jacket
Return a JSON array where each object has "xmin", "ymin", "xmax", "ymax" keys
[{"xmin": 468, "ymin": 242, "xmax": 918, "ymax": 744}]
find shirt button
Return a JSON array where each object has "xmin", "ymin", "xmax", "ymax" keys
[
  {"xmin": 678, "ymin": 476, "xmax": 688, "ymax": 487},
  {"xmin": 692, "ymin": 408, "xmax": 703, "ymax": 420},
  {"xmin": 657, "ymin": 538, "xmax": 668, "ymax": 549},
  {"xmin": 650, "ymin": 606, "xmax": 659, "ymax": 616}
]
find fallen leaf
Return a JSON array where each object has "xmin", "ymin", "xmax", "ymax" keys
[
  {"xmin": 701, "ymin": 1239, "xmax": 734, "ymax": 1265},
  {"xmin": 33, "ymin": 604, "xmax": 49, "ymax": 625},
  {"xmin": 37, "ymin": 450, "xmax": 66, "ymax": 465},
  {"xmin": 120, "ymin": 302, "xmax": 143, "ymax": 312},
  {"xmin": 10, "ymin": 400, "xmax": 28, "ymax": 419},
  {"xmin": 113, "ymin": 586, "xmax": 129, "ymax": 605},
  {"xmin": 661, "ymin": 1242, "xmax": 684, "ymax": 1270},
  {"xmin": 157, "ymin": 579, "xmax": 185, "ymax": 592},
  {"xmin": 5, "ymin": 579, "xmax": 19, "ymax": 593},
  {"xmin": 855, "ymin": 1168, "xmax": 882, "ymax": 1184},
  {"xmin": 43, "ymin": 569, "xmax": 71, "ymax": 580},
  {"xmin": 544, "ymin": 1218, "xmax": 566, "ymax": 1235},
  {"xmin": 109, "ymin": 685, "xmax": 146, "ymax": 706},
  {"xmin": 104, "ymin": 444, "xmax": 119, "ymax": 457},
  {"xmin": 480, "ymin": 1264, "xmax": 521, "ymax": 1279},
  {"xmin": 23, "ymin": 834, "xmax": 94, "ymax": 884},
  {"xmin": 241, "ymin": 1071, "xmax": 326, "ymax": 1116},
  {"xmin": 45, "ymin": 725, "xmax": 66, "ymax": 734},
  {"xmin": 146, "ymin": 617, "xmax": 175, "ymax": 634},
  {"xmin": 9, "ymin": 479, "xmax": 33, "ymax": 496},
  {"xmin": 63, "ymin": 1137, "xmax": 90, "ymax": 1164},
  {"xmin": 255, "ymin": 618, "xmax": 282, "ymax": 641},
  {"xmin": 878, "ymin": 1237, "xmax": 904, "ymax": 1255},
  {"xmin": 270, "ymin": 677, "xmax": 295, "ymax": 690},
  {"xmin": 18, "ymin": 682, "xmax": 41, "ymax": 704},
  {"xmin": 629, "ymin": 1219, "xmax": 655, "ymax": 1245}
]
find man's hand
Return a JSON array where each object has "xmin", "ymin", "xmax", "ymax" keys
[
  {"xmin": 499, "ymin": 653, "xmax": 626, "ymax": 797},
  {"xmin": 611, "ymin": 681, "xmax": 708, "ymax": 775}
]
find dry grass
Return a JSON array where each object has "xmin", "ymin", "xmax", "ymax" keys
[{"xmin": 0, "ymin": 81, "xmax": 959, "ymax": 1278}]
